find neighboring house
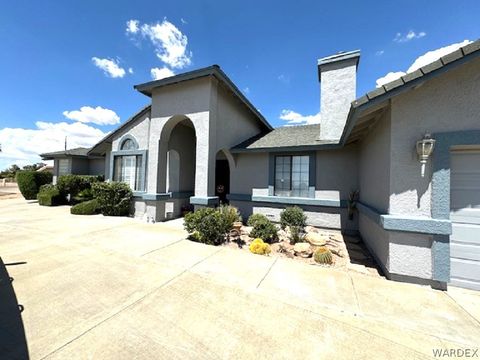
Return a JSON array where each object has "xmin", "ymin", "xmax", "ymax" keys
[
  {"xmin": 41, "ymin": 40, "xmax": 480, "ymax": 291},
  {"xmin": 36, "ymin": 164, "xmax": 54, "ymax": 174}
]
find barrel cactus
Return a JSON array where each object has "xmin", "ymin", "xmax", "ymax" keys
[
  {"xmin": 314, "ymin": 246, "xmax": 333, "ymax": 264},
  {"xmin": 249, "ymin": 238, "xmax": 271, "ymax": 256}
]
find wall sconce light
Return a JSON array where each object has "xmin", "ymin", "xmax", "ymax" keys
[{"xmin": 416, "ymin": 132, "xmax": 436, "ymax": 177}]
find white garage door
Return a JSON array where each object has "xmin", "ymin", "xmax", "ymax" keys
[{"xmin": 450, "ymin": 148, "xmax": 480, "ymax": 290}]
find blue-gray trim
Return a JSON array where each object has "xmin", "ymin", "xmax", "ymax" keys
[
  {"xmin": 227, "ymin": 193, "xmax": 252, "ymax": 201},
  {"xmin": 432, "ymin": 235, "xmax": 450, "ymax": 282},
  {"xmin": 431, "ymin": 130, "xmax": 480, "ymax": 219},
  {"xmin": 118, "ymin": 134, "xmax": 139, "ymax": 151},
  {"xmin": 357, "ymin": 202, "xmax": 451, "ymax": 235},
  {"xmin": 133, "ymin": 191, "xmax": 194, "ymax": 201},
  {"xmin": 268, "ymin": 152, "xmax": 316, "ymax": 198},
  {"xmin": 109, "ymin": 149, "xmax": 147, "ymax": 192},
  {"xmin": 190, "ymin": 196, "xmax": 219, "ymax": 206},
  {"xmin": 251, "ymin": 195, "xmax": 346, "ymax": 208}
]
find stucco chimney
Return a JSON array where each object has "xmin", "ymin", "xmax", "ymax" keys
[{"xmin": 318, "ymin": 50, "xmax": 360, "ymax": 141}]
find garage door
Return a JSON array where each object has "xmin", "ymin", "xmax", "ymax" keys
[{"xmin": 450, "ymin": 148, "xmax": 480, "ymax": 290}]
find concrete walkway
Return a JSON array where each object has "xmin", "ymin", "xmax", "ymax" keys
[{"xmin": 0, "ymin": 198, "xmax": 479, "ymax": 359}]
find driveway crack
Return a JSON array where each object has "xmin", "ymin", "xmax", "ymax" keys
[{"xmin": 256, "ymin": 257, "xmax": 278, "ymax": 289}]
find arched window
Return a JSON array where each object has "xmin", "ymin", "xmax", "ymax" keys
[{"xmin": 121, "ymin": 138, "xmax": 137, "ymax": 150}]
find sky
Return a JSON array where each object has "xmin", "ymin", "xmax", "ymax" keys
[{"xmin": 0, "ymin": 0, "xmax": 479, "ymax": 169}]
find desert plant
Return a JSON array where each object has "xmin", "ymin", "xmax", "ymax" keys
[
  {"xmin": 184, "ymin": 207, "xmax": 227, "ymax": 245},
  {"xmin": 16, "ymin": 171, "xmax": 53, "ymax": 200},
  {"xmin": 249, "ymin": 238, "xmax": 271, "ymax": 255},
  {"xmin": 70, "ymin": 199, "xmax": 99, "ymax": 215},
  {"xmin": 247, "ymin": 213, "xmax": 268, "ymax": 227},
  {"xmin": 289, "ymin": 225, "xmax": 303, "ymax": 245},
  {"xmin": 248, "ymin": 214, "xmax": 278, "ymax": 243},
  {"xmin": 314, "ymin": 246, "xmax": 333, "ymax": 265},
  {"xmin": 37, "ymin": 184, "xmax": 65, "ymax": 206},
  {"xmin": 92, "ymin": 182, "xmax": 132, "ymax": 216},
  {"xmin": 218, "ymin": 204, "xmax": 242, "ymax": 233},
  {"xmin": 280, "ymin": 206, "xmax": 307, "ymax": 230}
]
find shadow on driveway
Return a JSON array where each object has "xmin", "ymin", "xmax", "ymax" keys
[{"xmin": 0, "ymin": 257, "xmax": 29, "ymax": 359}]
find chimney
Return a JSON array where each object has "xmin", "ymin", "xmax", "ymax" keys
[{"xmin": 318, "ymin": 50, "xmax": 360, "ymax": 141}]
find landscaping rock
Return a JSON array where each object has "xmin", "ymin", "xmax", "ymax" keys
[
  {"xmin": 241, "ymin": 226, "xmax": 253, "ymax": 236},
  {"xmin": 277, "ymin": 229, "xmax": 289, "ymax": 243},
  {"xmin": 305, "ymin": 226, "xmax": 319, "ymax": 234},
  {"xmin": 293, "ymin": 242, "xmax": 313, "ymax": 258},
  {"xmin": 240, "ymin": 234, "xmax": 252, "ymax": 244},
  {"xmin": 304, "ymin": 232, "xmax": 328, "ymax": 247}
]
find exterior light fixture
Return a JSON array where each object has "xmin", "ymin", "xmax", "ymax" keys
[{"xmin": 416, "ymin": 132, "xmax": 436, "ymax": 177}]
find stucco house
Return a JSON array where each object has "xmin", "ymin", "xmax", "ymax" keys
[{"xmin": 41, "ymin": 40, "xmax": 480, "ymax": 291}]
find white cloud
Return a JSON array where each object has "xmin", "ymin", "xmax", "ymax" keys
[
  {"xmin": 375, "ymin": 50, "xmax": 385, "ymax": 56},
  {"xmin": 243, "ymin": 87, "xmax": 250, "ymax": 94},
  {"xmin": 128, "ymin": 67, "xmax": 134, "ymax": 74},
  {"xmin": 278, "ymin": 74, "xmax": 290, "ymax": 84},
  {"xmin": 0, "ymin": 121, "xmax": 107, "ymax": 169},
  {"xmin": 394, "ymin": 30, "xmax": 426, "ymax": 43},
  {"xmin": 375, "ymin": 40, "xmax": 472, "ymax": 87},
  {"xmin": 279, "ymin": 110, "xmax": 321, "ymax": 126},
  {"xmin": 63, "ymin": 106, "xmax": 120, "ymax": 126},
  {"xmin": 91, "ymin": 57, "xmax": 126, "ymax": 78},
  {"xmin": 150, "ymin": 66, "xmax": 175, "ymax": 80},
  {"xmin": 180, "ymin": 18, "xmax": 188, "ymax": 25},
  {"xmin": 126, "ymin": 19, "xmax": 139, "ymax": 34},
  {"xmin": 130, "ymin": 19, "xmax": 192, "ymax": 69}
]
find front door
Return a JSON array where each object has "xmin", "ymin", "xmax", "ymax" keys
[{"xmin": 215, "ymin": 160, "xmax": 230, "ymax": 204}]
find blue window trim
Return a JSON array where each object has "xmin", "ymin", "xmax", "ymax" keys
[
  {"xmin": 268, "ymin": 152, "xmax": 316, "ymax": 198},
  {"xmin": 109, "ymin": 149, "xmax": 147, "ymax": 192}
]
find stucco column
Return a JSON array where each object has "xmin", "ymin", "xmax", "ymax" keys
[{"xmin": 192, "ymin": 111, "xmax": 216, "ymax": 197}]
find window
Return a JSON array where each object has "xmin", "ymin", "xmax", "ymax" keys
[
  {"xmin": 274, "ymin": 155, "xmax": 310, "ymax": 197},
  {"xmin": 121, "ymin": 138, "xmax": 137, "ymax": 150},
  {"xmin": 58, "ymin": 159, "xmax": 70, "ymax": 176},
  {"xmin": 113, "ymin": 155, "xmax": 142, "ymax": 190}
]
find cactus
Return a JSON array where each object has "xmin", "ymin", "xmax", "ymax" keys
[
  {"xmin": 249, "ymin": 238, "xmax": 271, "ymax": 256},
  {"xmin": 314, "ymin": 246, "xmax": 333, "ymax": 264}
]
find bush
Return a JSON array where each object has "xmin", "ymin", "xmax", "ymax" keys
[
  {"xmin": 314, "ymin": 246, "xmax": 333, "ymax": 265},
  {"xmin": 249, "ymin": 238, "xmax": 271, "ymax": 255},
  {"xmin": 37, "ymin": 184, "xmax": 65, "ymax": 206},
  {"xmin": 57, "ymin": 175, "xmax": 102, "ymax": 200},
  {"xmin": 16, "ymin": 171, "xmax": 53, "ymax": 200},
  {"xmin": 280, "ymin": 206, "xmax": 307, "ymax": 230},
  {"xmin": 184, "ymin": 207, "xmax": 227, "ymax": 245},
  {"xmin": 247, "ymin": 213, "xmax": 268, "ymax": 227},
  {"xmin": 92, "ymin": 182, "xmax": 132, "ymax": 216},
  {"xmin": 218, "ymin": 204, "xmax": 242, "ymax": 233},
  {"xmin": 248, "ymin": 213, "xmax": 278, "ymax": 244},
  {"xmin": 70, "ymin": 199, "xmax": 99, "ymax": 215},
  {"xmin": 72, "ymin": 188, "xmax": 94, "ymax": 204}
]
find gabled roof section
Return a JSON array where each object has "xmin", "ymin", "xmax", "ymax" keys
[
  {"xmin": 88, "ymin": 104, "xmax": 151, "ymax": 156},
  {"xmin": 134, "ymin": 65, "xmax": 273, "ymax": 131},
  {"xmin": 40, "ymin": 147, "xmax": 90, "ymax": 160},
  {"xmin": 231, "ymin": 124, "xmax": 338, "ymax": 153},
  {"xmin": 340, "ymin": 39, "xmax": 480, "ymax": 145}
]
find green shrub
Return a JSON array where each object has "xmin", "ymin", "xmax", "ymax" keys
[
  {"xmin": 57, "ymin": 175, "xmax": 102, "ymax": 200},
  {"xmin": 184, "ymin": 207, "xmax": 228, "ymax": 245},
  {"xmin": 37, "ymin": 184, "xmax": 65, "ymax": 206},
  {"xmin": 280, "ymin": 206, "xmax": 307, "ymax": 230},
  {"xmin": 16, "ymin": 171, "xmax": 53, "ymax": 200},
  {"xmin": 289, "ymin": 225, "xmax": 303, "ymax": 245},
  {"xmin": 218, "ymin": 204, "xmax": 242, "ymax": 233},
  {"xmin": 249, "ymin": 238, "xmax": 271, "ymax": 255},
  {"xmin": 72, "ymin": 188, "xmax": 94, "ymax": 204},
  {"xmin": 314, "ymin": 246, "xmax": 333, "ymax": 265},
  {"xmin": 247, "ymin": 213, "xmax": 268, "ymax": 227},
  {"xmin": 70, "ymin": 199, "xmax": 99, "ymax": 215},
  {"xmin": 248, "ymin": 213, "xmax": 278, "ymax": 244},
  {"xmin": 92, "ymin": 182, "xmax": 132, "ymax": 216}
]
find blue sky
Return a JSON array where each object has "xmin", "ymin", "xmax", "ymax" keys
[{"xmin": 0, "ymin": 0, "xmax": 478, "ymax": 169}]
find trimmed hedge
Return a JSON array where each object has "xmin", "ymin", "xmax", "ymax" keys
[
  {"xmin": 92, "ymin": 182, "xmax": 132, "ymax": 216},
  {"xmin": 16, "ymin": 171, "xmax": 53, "ymax": 200},
  {"xmin": 247, "ymin": 213, "xmax": 278, "ymax": 244},
  {"xmin": 70, "ymin": 199, "xmax": 99, "ymax": 215},
  {"xmin": 184, "ymin": 207, "xmax": 226, "ymax": 245},
  {"xmin": 280, "ymin": 206, "xmax": 307, "ymax": 230},
  {"xmin": 37, "ymin": 184, "xmax": 65, "ymax": 206},
  {"xmin": 57, "ymin": 175, "xmax": 103, "ymax": 201}
]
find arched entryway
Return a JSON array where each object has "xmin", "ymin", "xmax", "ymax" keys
[
  {"xmin": 158, "ymin": 115, "xmax": 196, "ymax": 217},
  {"xmin": 215, "ymin": 150, "xmax": 231, "ymax": 204}
]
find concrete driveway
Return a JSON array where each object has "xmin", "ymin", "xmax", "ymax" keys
[{"xmin": 0, "ymin": 197, "xmax": 479, "ymax": 359}]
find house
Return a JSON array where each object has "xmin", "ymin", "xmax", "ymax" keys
[{"xmin": 41, "ymin": 40, "xmax": 480, "ymax": 291}]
